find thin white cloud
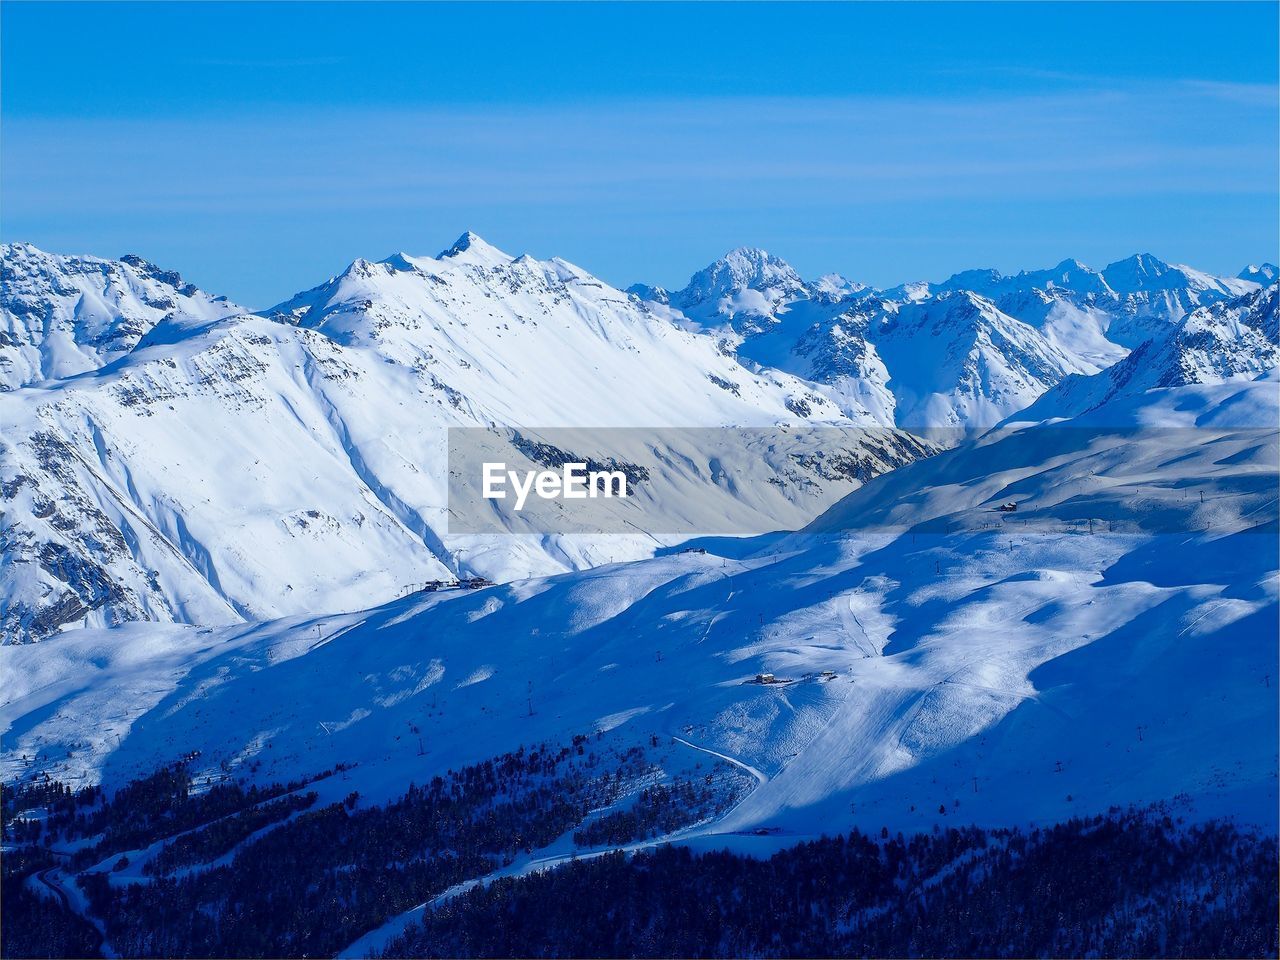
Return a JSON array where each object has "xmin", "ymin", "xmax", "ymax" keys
[
  {"xmin": 5, "ymin": 86, "xmax": 1275, "ymax": 212},
  {"xmin": 2, "ymin": 82, "xmax": 1274, "ymax": 300}
]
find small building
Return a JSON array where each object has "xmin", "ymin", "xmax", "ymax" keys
[
  {"xmin": 820, "ymin": 670, "xmax": 837, "ymax": 680},
  {"xmin": 998, "ymin": 502, "xmax": 1018, "ymax": 512},
  {"xmin": 755, "ymin": 672, "xmax": 776, "ymax": 684},
  {"xmin": 459, "ymin": 576, "xmax": 493, "ymax": 590}
]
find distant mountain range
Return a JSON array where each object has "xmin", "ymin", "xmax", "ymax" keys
[
  {"xmin": 1, "ymin": 236, "xmax": 1275, "ymax": 642},
  {"xmin": 630, "ymin": 247, "xmax": 1271, "ymax": 429}
]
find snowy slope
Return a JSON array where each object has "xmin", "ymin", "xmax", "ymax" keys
[
  {"xmin": 1017, "ymin": 285, "xmax": 1279, "ymax": 423},
  {"xmin": 718, "ymin": 290, "xmax": 1092, "ymax": 431},
  {"xmin": 0, "ymin": 236, "xmax": 928, "ymax": 643},
  {"xmin": 0, "ymin": 243, "xmax": 244, "ymax": 391},
  {"xmin": 858, "ymin": 291, "xmax": 1091, "ymax": 430},
  {"xmin": 4, "ymin": 363, "xmax": 1274, "ymax": 850}
]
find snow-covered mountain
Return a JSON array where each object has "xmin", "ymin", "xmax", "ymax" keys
[
  {"xmin": 1019, "ymin": 285, "xmax": 1279, "ymax": 422},
  {"xmin": 936, "ymin": 258, "xmax": 1114, "ymax": 299},
  {"xmin": 0, "ymin": 242, "xmax": 244, "ymax": 391},
  {"xmin": 630, "ymin": 248, "xmax": 1272, "ymax": 431},
  {"xmin": 929, "ymin": 252, "xmax": 1257, "ymax": 305},
  {"xmin": 1240, "ymin": 262, "xmax": 1279, "ymax": 285},
  {"xmin": 0, "ymin": 236, "xmax": 928, "ymax": 643},
  {"xmin": 648, "ymin": 272, "xmax": 1095, "ymax": 431},
  {"xmin": 2, "ymin": 251, "xmax": 1274, "ymax": 958},
  {"xmin": 629, "ymin": 247, "xmax": 813, "ymax": 338},
  {"xmin": 5, "ymin": 350, "xmax": 1274, "ymax": 845},
  {"xmin": 2, "ymin": 236, "xmax": 1273, "ymax": 645},
  {"xmin": 798, "ymin": 291, "xmax": 1093, "ymax": 430}
]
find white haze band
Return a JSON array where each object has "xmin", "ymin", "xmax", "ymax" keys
[{"xmin": 482, "ymin": 461, "xmax": 629, "ymax": 511}]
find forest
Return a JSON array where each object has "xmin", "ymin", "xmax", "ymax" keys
[
  {"xmin": 3, "ymin": 741, "xmax": 1275, "ymax": 959},
  {"xmin": 1, "ymin": 733, "xmax": 739, "ymax": 958},
  {"xmin": 385, "ymin": 809, "xmax": 1280, "ymax": 958}
]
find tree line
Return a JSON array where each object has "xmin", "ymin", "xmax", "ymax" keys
[{"xmin": 384, "ymin": 807, "xmax": 1279, "ymax": 958}]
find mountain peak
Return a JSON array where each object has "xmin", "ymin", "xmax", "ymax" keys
[
  {"xmin": 1101, "ymin": 252, "xmax": 1179, "ymax": 294},
  {"xmin": 1052, "ymin": 258, "xmax": 1090, "ymax": 272},
  {"xmin": 678, "ymin": 246, "xmax": 806, "ymax": 307},
  {"xmin": 722, "ymin": 245, "xmax": 775, "ymax": 263},
  {"xmin": 1127, "ymin": 252, "xmax": 1169, "ymax": 270},
  {"xmin": 1, "ymin": 240, "xmax": 43, "ymax": 259},
  {"xmin": 0, "ymin": 244, "xmax": 241, "ymax": 390},
  {"xmin": 380, "ymin": 252, "xmax": 418, "ymax": 272},
  {"xmin": 939, "ymin": 267, "xmax": 1003, "ymax": 290},
  {"xmin": 116, "ymin": 254, "xmax": 200, "ymax": 295},
  {"xmin": 1239, "ymin": 263, "xmax": 1278, "ymax": 284},
  {"xmin": 1100, "ymin": 252, "xmax": 1250, "ymax": 299},
  {"xmin": 1105, "ymin": 251, "xmax": 1170, "ymax": 276},
  {"xmin": 811, "ymin": 273, "xmax": 868, "ymax": 298},
  {"xmin": 626, "ymin": 282, "xmax": 670, "ymax": 305},
  {"xmin": 436, "ymin": 230, "xmax": 513, "ymax": 268}
]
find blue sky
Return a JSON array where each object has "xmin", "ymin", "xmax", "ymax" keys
[{"xmin": 2, "ymin": 2, "xmax": 1276, "ymax": 307}]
